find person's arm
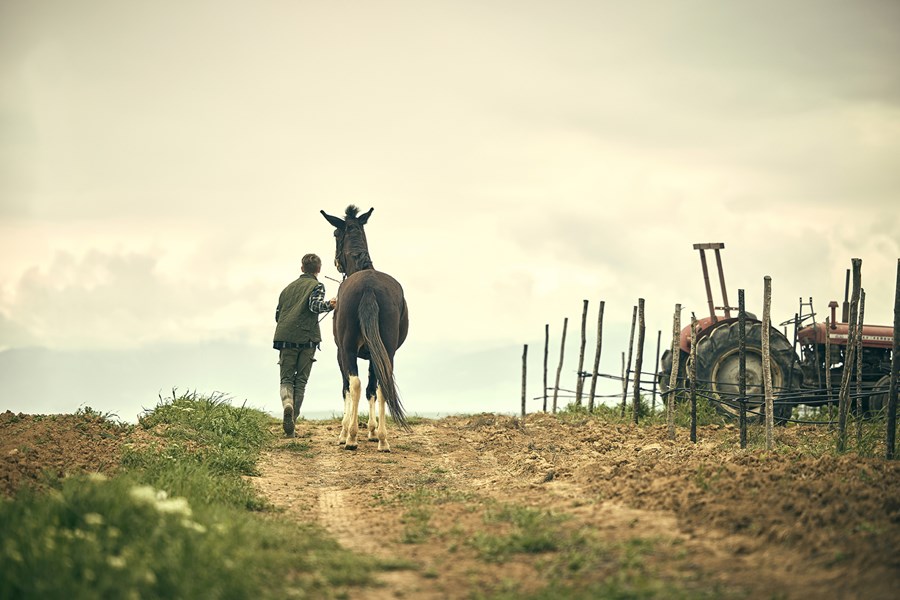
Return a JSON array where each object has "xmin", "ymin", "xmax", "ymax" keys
[{"xmin": 308, "ymin": 283, "xmax": 334, "ymax": 314}]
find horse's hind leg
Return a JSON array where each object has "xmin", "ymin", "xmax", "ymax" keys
[
  {"xmin": 338, "ymin": 380, "xmax": 351, "ymax": 446},
  {"xmin": 376, "ymin": 385, "xmax": 391, "ymax": 452},
  {"xmin": 367, "ymin": 395, "xmax": 378, "ymax": 441},
  {"xmin": 344, "ymin": 375, "xmax": 362, "ymax": 450},
  {"xmin": 366, "ymin": 363, "xmax": 378, "ymax": 442}
]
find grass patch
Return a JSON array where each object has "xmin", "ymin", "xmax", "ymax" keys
[
  {"xmin": 389, "ymin": 469, "xmax": 476, "ymax": 544},
  {"xmin": 0, "ymin": 473, "xmax": 376, "ymax": 599},
  {"xmin": 469, "ymin": 504, "xmax": 567, "ymax": 561},
  {"xmin": 460, "ymin": 499, "xmax": 741, "ymax": 599},
  {"xmin": 281, "ymin": 439, "xmax": 316, "ymax": 458},
  {"xmin": 1, "ymin": 391, "xmax": 382, "ymax": 599},
  {"xmin": 400, "ymin": 505, "xmax": 432, "ymax": 544},
  {"xmin": 136, "ymin": 391, "xmax": 271, "ymax": 476},
  {"xmin": 558, "ymin": 393, "xmax": 726, "ymax": 428}
]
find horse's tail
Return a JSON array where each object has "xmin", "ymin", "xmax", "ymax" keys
[{"xmin": 358, "ymin": 289, "xmax": 409, "ymax": 431}]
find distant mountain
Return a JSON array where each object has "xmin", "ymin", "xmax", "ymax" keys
[
  {"xmin": 0, "ymin": 343, "xmax": 277, "ymax": 421},
  {"xmin": 0, "ymin": 341, "xmax": 528, "ymax": 422}
]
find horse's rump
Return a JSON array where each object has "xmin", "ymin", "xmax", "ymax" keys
[{"xmin": 335, "ymin": 270, "xmax": 409, "ymax": 430}]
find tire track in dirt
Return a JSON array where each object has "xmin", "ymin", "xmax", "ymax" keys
[{"xmin": 255, "ymin": 420, "xmax": 453, "ymax": 599}]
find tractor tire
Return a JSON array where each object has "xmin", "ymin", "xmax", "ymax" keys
[
  {"xmin": 694, "ymin": 321, "xmax": 797, "ymax": 424},
  {"xmin": 658, "ymin": 348, "xmax": 688, "ymax": 398},
  {"xmin": 867, "ymin": 375, "xmax": 893, "ymax": 414}
]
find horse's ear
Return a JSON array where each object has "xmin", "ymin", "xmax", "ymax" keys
[
  {"xmin": 321, "ymin": 210, "xmax": 345, "ymax": 229},
  {"xmin": 358, "ymin": 207, "xmax": 374, "ymax": 225}
]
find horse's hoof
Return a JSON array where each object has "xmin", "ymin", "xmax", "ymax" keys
[
  {"xmin": 344, "ymin": 444, "xmax": 358, "ymax": 451},
  {"xmin": 368, "ymin": 436, "xmax": 379, "ymax": 442},
  {"xmin": 378, "ymin": 447, "xmax": 391, "ymax": 453}
]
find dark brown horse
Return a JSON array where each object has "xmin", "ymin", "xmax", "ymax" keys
[{"xmin": 320, "ymin": 205, "xmax": 409, "ymax": 451}]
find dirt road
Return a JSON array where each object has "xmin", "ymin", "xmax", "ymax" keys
[{"xmin": 251, "ymin": 413, "xmax": 900, "ymax": 599}]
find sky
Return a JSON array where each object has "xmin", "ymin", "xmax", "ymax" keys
[{"xmin": 1, "ymin": 0, "xmax": 898, "ymax": 422}]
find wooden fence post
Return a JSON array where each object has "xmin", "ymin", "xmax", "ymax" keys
[
  {"xmin": 632, "ymin": 298, "xmax": 646, "ymax": 424},
  {"xmin": 839, "ymin": 259, "xmax": 862, "ymax": 452},
  {"xmin": 825, "ymin": 316, "xmax": 833, "ymax": 428},
  {"xmin": 690, "ymin": 312, "xmax": 698, "ymax": 443},
  {"xmin": 588, "ymin": 301, "xmax": 605, "ymax": 413},
  {"xmin": 762, "ymin": 276, "xmax": 775, "ymax": 450},
  {"xmin": 552, "ymin": 317, "xmax": 568, "ymax": 414},
  {"xmin": 738, "ymin": 289, "xmax": 748, "ymax": 449},
  {"xmin": 621, "ymin": 305, "xmax": 637, "ymax": 417},
  {"xmin": 651, "ymin": 329, "xmax": 661, "ymax": 414},
  {"xmin": 887, "ymin": 258, "xmax": 899, "ymax": 460},
  {"xmin": 575, "ymin": 300, "xmax": 589, "ymax": 406},
  {"xmin": 667, "ymin": 304, "xmax": 682, "ymax": 441},
  {"xmin": 856, "ymin": 289, "xmax": 866, "ymax": 449},
  {"xmin": 842, "ymin": 268, "xmax": 851, "ymax": 322},
  {"xmin": 542, "ymin": 324, "xmax": 549, "ymax": 412},
  {"xmin": 521, "ymin": 344, "xmax": 528, "ymax": 425}
]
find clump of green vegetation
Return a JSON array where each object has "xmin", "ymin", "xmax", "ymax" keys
[
  {"xmin": 469, "ymin": 504, "xmax": 567, "ymax": 562},
  {"xmin": 0, "ymin": 391, "xmax": 381, "ymax": 599},
  {"xmin": 557, "ymin": 391, "xmax": 725, "ymax": 428},
  {"xmin": 135, "ymin": 390, "xmax": 270, "ymax": 476},
  {"xmin": 1, "ymin": 473, "xmax": 375, "ymax": 599},
  {"xmin": 281, "ymin": 439, "xmax": 316, "ymax": 458},
  {"xmin": 672, "ymin": 393, "xmax": 726, "ymax": 428},
  {"xmin": 399, "ymin": 504, "xmax": 432, "ymax": 544},
  {"xmin": 391, "ymin": 469, "xmax": 475, "ymax": 544},
  {"xmin": 462, "ymin": 500, "xmax": 730, "ymax": 599}
]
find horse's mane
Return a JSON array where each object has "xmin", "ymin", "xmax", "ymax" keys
[{"xmin": 345, "ymin": 205, "xmax": 360, "ymax": 219}]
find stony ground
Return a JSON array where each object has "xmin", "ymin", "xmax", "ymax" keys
[{"xmin": 3, "ymin": 409, "xmax": 899, "ymax": 599}]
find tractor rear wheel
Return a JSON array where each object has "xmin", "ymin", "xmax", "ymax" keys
[
  {"xmin": 658, "ymin": 348, "xmax": 688, "ymax": 399},
  {"xmin": 867, "ymin": 375, "xmax": 893, "ymax": 414},
  {"xmin": 694, "ymin": 321, "xmax": 797, "ymax": 424}
]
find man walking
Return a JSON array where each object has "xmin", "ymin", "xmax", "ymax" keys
[{"xmin": 273, "ymin": 253, "xmax": 335, "ymax": 437}]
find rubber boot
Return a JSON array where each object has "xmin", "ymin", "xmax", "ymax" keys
[
  {"xmin": 292, "ymin": 387, "xmax": 305, "ymax": 424},
  {"xmin": 280, "ymin": 384, "xmax": 295, "ymax": 438}
]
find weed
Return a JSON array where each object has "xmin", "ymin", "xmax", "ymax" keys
[
  {"xmin": 468, "ymin": 504, "xmax": 568, "ymax": 562},
  {"xmin": 693, "ymin": 464, "xmax": 725, "ymax": 492},
  {"xmin": 400, "ymin": 506, "xmax": 432, "ymax": 544},
  {"xmin": 281, "ymin": 440, "xmax": 315, "ymax": 457}
]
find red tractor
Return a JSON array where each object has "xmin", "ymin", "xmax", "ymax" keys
[
  {"xmin": 794, "ymin": 299, "xmax": 894, "ymax": 413},
  {"xmin": 658, "ymin": 243, "xmax": 895, "ymax": 422}
]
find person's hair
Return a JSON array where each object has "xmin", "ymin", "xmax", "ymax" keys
[{"xmin": 301, "ymin": 254, "xmax": 322, "ymax": 274}]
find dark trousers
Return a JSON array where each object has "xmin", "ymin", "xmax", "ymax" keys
[{"xmin": 279, "ymin": 347, "xmax": 317, "ymax": 414}]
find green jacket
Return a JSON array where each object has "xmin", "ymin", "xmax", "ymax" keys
[{"xmin": 273, "ymin": 274, "xmax": 322, "ymax": 346}]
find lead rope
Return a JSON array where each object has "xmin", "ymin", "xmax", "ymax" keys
[{"xmin": 318, "ymin": 273, "xmax": 344, "ymax": 324}]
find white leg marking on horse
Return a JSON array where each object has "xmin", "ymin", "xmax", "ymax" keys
[
  {"xmin": 376, "ymin": 386, "xmax": 391, "ymax": 452},
  {"xmin": 339, "ymin": 389, "xmax": 351, "ymax": 445},
  {"xmin": 345, "ymin": 376, "xmax": 361, "ymax": 450},
  {"xmin": 368, "ymin": 394, "xmax": 378, "ymax": 441}
]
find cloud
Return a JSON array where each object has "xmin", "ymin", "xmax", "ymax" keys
[
  {"xmin": 1, "ymin": 246, "xmax": 273, "ymax": 350},
  {"xmin": 1, "ymin": 1, "xmax": 898, "ymax": 420},
  {"xmin": 0, "ymin": 310, "xmax": 39, "ymax": 351}
]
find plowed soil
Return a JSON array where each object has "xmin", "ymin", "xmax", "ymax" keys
[
  {"xmin": 0, "ymin": 410, "xmax": 127, "ymax": 495},
  {"xmin": 3, "ymin": 409, "xmax": 899, "ymax": 599}
]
